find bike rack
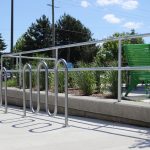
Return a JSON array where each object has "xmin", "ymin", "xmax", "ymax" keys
[
  {"xmin": 37, "ymin": 61, "xmax": 54, "ymax": 116},
  {"xmin": 55, "ymin": 59, "xmax": 68, "ymax": 127},
  {"xmin": 0, "ymin": 56, "xmax": 69, "ymax": 127},
  {"xmin": 23, "ymin": 63, "xmax": 38, "ymax": 116},
  {"xmin": 23, "ymin": 59, "xmax": 69, "ymax": 126},
  {"xmin": 0, "ymin": 67, "xmax": 8, "ymax": 113}
]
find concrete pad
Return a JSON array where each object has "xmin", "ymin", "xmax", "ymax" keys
[
  {"xmin": 123, "ymin": 85, "xmax": 150, "ymax": 102},
  {"xmin": 0, "ymin": 106, "xmax": 150, "ymax": 150}
]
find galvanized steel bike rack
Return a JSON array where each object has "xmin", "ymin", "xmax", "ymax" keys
[
  {"xmin": 55, "ymin": 59, "xmax": 68, "ymax": 127},
  {"xmin": 37, "ymin": 61, "xmax": 50, "ymax": 115},
  {"xmin": 23, "ymin": 63, "xmax": 37, "ymax": 116},
  {"xmin": 0, "ymin": 67, "xmax": 8, "ymax": 113},
  {"xmin": 22, "ymin": 60, "xmax": 69, "ymax": 126}
]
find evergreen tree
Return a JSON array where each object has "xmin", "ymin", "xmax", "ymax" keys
[
  {"xmin": 55, "ymin": 14, "xmax": 94, "ymax": 62},
  {"xmin": 0, "ymin": 33, "xmax": 6, "ymax": 51},
  {"xmin": 56, "ymin": 14, "xmax": 92, "ymax": 45},
  {"xmin": 14, "ymin": 15, "xmax": 52, "ymax": 53},
  {"xmin": 14, "ymin": 14, "xmax": 95, "ymax": 62}
]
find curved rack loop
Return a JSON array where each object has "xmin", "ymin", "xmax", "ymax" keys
[
  {"xmin": 0, "ymin": 67, "xmax": 8, "ymax": 113},
  {"xmin": 37, "ymin": 61, "xmax": 53, "ymax": 116},
  {"xmin": 23, "ymin": 64, "xmax": 36, "ymax": 116},
  {"xmin": 55, "ymin": 59, "xmax": 68, "ymax": 127}
]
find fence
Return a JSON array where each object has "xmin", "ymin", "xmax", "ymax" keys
[{"xmin": 1, "ymin": 33, "xmax": 150, "ymax": 126}]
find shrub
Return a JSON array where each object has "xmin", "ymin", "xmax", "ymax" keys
[
  {"xmin": 68, "ymin": 72, "xmax": 77, "ymax": 88},
  {"xmin": 74, "ymin": 62, "xmax": 96, "ymax": 95},
  {"xmin": 24, "ymin": 54, "xmax": 55, "ymax": 90},
  {"xmin": 49, "ymin": 66, "xmax": 67, "ymax": 93},
  {"xmin": 108, "ymin": 70, "xmax": 118, "ymax": 98},
  {"xmin": 100, "ymin": 61, "xmax": 118, "ymax": 98},
  {"xmin": 7, "ymin": 78, "xmax": 17, "ymax": 87}
]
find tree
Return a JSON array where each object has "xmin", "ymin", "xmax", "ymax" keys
[
  {"xmin": 14, "ymin": 35, "xmax": 26, "ymax": 53},
  {"xmin": 101, "ymin": 30, "xmax": 144, "ymax": 63},
  {"xmin": 56, "ymin": 14, "xmax": 94, "ymax": 62},
  {"xmin": 14, "ymin": 14, "xmax": 95, "ymax": 62},
  {"xmin": 56, "ymin": 14, "xmax": 92, "ymax": 44},
  {"xmin": 14, "ymin": 15, "xmax": 52, "ymax": 55},
  {"xmin": 0, "ymin": 33, "xmax": 6, "ymax": 52}
]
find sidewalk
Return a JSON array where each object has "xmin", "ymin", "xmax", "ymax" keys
[
  {"xmin": 0, "ymin": 106, "xmax": 150, "ymax": 150},
  {"xmin": 123, "ymin": 85, "xmax": 150, "ymax": 102}
]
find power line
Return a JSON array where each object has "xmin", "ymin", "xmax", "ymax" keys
[
  {"xmin": 55, "ymin": 0, "xmax": 150, "ymax": 20},
  {"xmin": 55, "ymin": 28, "xmax": 90, "ymax": 35}
]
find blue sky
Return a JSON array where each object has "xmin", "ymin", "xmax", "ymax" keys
[{"xmin": 0, "ymin": 0, "xmax": 150, "ymax": 52}]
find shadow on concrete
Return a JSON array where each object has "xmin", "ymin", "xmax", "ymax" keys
[
  {"xmin": 129, "ymin": 130, "xmax": 150, "ymax": 149},
  {"xmin": 0, "ymin": 107, "xmax": 66, "ymax": 133},
  {"xmin": 29, "ymin": 124, "xmax": 65, "ymax": 133},
  {"xmin": 0, "ymin": 106, "xmax": 150, "ymax": 148}
]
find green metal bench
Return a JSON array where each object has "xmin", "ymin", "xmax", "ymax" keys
[{"xmin": 123, "ymin": 44, "xmax": 150, "ymax": 96}]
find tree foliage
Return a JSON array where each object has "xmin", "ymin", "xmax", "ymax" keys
[
  {"xmin": 56, "ymin": 14, "xmax": 94, "ymax": 62},
  {"xmin": 0, "ymin": 33, "xmax": 6, "ymax": 52},
  {"xmin": 100, "ymin": 30, "xmax": 144, "ymax": 62},
  {"xmin": 14, "ymin": 15, "xmax": 52, "ymax": 53},
  {"xmin": 56, "ymin": 14, "xmax": 92, "ymax": 44},
  {"xmin": 14, "ymin": 14, "xmax": 95, "ymax": 62},
  {"xmin": 14, "ymin": 35, "xmax": 26, "ymax": 53}
]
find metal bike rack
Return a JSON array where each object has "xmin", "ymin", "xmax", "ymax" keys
[
  {"xmin": 55, "ymin": 59, "xmax": 68, "ymax": 127},
  {"xmin": 37, "ymin": 61, "xmax": 54, "ymax": 116},
  {"xmin": 23, "ymin": 63, "xmax": 38, "ymax": 116},
  {"xmin": 0, "ymin": 67, "xmax": 8, "ymax": 113}
]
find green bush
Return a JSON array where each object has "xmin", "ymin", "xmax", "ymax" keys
[
  {"xmin": 74, "ymin": 62, "xmax": 96, "ymax": 95},
  {"xmin": 24, "ymin": 54, "xmax": 55, "ymax": 90},
  {"xmin": 108, "ymin": 70, "xmax": 118, "ymax": 98},
  {"xmin": 100, "ymin": 61, "xmax": 118, "ymax": 98},
  {"xmin": 7, "ymin": 78, "xmax": 17, "ymax": 87},
  {"xmin": 68, "ymin": 72, "xmax": 77, "ymax": 88},
  {"xmin": 93, "ymin": 47, "xmax": 108, "ymax": 93},
  {"xmin": 49, "ymin": 71, "xmax": 78, "ymax": 93},
  {"xmin": 49, "ymin": 66, "xmax": 66, "ymax": 93}
]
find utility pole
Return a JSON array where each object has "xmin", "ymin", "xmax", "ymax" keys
[
  {"xmin": 11, "ymin": 0, "xmax": 14, "ymax": 53},
  {"xmin": 47, "ymin": 1, "xmax": 59, "ymax": 57},
  {"xmin": 47, "ymin": 0, "xmax": 58, "ymax": 47}
]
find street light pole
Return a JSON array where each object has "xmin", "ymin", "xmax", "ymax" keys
[
  {"xmin": 10, "ymin": 0, "xmax": 14, "ymax": 53},
  {"xmin": 11, "ymin": 0, "xmax": 14, "ymax": 53}
]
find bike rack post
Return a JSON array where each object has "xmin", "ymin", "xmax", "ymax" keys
[
  {"xmin": 37, "ymin": 61, "xmax": 54, "ymax": 116},
  {"xmin": 55, "ymin": 59, "xmax": 68, "ymax": 127},
  {"xmin": 0, "ymin": 56, "xmax": 3, "ymax": 106},
  {"xmin": 23, "ymin": 64, "xmax": 35, "ymax": 116},
  {"xmin": 0, "ymin": 67, "xmax": 8, "ymax": 113},
  {"xmin": 19, "ymin": 54, "xmax": 22, "ymax": 89}
]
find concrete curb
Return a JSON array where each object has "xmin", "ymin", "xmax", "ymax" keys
[{"xmin": 2, "ymin": 88, "xmax": 150, "ymax": 127}]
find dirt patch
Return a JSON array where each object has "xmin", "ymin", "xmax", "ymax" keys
[{"xmin": 68, "ymin": 88, "xmax": 113, "ymax": 98}]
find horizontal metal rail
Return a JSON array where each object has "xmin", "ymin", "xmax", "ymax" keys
[
  {"xmin": 2, "ymin": 33, "xmax": 150, "ymax": 56},
  {"xmin": 5, "ymin": 66, "xmax": 150, "ymax": 73},
  {"xmin": 2, "ymin": 55, "xmax": 56, "ymax": 61}
]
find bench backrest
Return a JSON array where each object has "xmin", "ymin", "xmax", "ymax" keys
[{"xmin": 124, "ymin": 44, "xmax": 150, "ymax": 67}]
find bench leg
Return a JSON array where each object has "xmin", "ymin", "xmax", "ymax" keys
[{"xmin": 125, "ymin": 77, "xmax": 138, "ymax": 97}]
